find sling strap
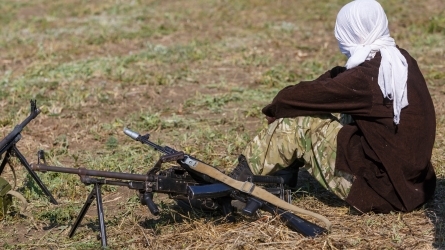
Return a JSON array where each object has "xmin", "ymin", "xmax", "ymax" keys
[{"xmin": 7, "ymin": 190, "xmax": 28, "ymax": 212}]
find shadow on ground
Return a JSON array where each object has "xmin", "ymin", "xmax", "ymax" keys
[
  {"xmin": 295, "ymin": 170, "xmax": 353, "ymax": 210},
  {"xmin": 426, "ymin": 177, "xmax": 445, "ymax": 248},
  {"xmin": 299, "ymin": 168, "xmax": 445, "ymax": 247}
]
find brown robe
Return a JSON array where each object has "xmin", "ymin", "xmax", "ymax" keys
[{"xmin": 262, "ymin": 48, "xmax": 436, "ymax": 213}]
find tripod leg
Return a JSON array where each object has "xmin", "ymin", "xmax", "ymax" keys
[
  {"xmin": 0, "ymin": 149, "xmax": 12, "ymax": 175},
  {"xmin": 95, "ymin": 183, "xmax": 108, "ymax": 247},
  {"xmin": 12, "ymin": 145, "xmax": 58, "ymax": 204},
  {"xmin": 69, "ymin": 186, "xmax": 97, "ymax": 238}
]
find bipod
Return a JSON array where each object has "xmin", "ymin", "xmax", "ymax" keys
[
  {"xmin": 0, "ymin": 146, "xmax": 57, "ymax": 204},
  {"xmin": 69, "ymin": 177, "xmax": 108, "ymax": 248}
]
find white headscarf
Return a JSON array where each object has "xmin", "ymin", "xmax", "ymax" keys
[{"xmin": 334, "ymin": 0, "xmax": 408, "ymax": 124}]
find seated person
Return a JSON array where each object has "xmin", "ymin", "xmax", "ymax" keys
[{"xmin": 230, "ymin": 0, "xmax": 436, "ymax": 213}]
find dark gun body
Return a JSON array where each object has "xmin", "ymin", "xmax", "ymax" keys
[
  {"xmin": 0, "ymin": 100, "xmax": 56, "ymax": 204},
  {"xmin": 31, "ymin": 128, "xmax": 327, "ymax": 247}
]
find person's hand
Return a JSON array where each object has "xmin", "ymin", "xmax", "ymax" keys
[{"xmin": 266, "ymin": 116, "xmax": 277, "ymax": 124}]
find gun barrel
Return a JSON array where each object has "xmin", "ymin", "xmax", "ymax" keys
[
  {"xmin": 0, "ymin": 101, "xmax": 41, "ymax": 151},
  {"xmin": 124, "ymin": 127, "xmax": 178, "ymax": 155},
  {"xmin": 31, "ymin": 164, "xmax": 151, "ymax": 182},
  {"xmin": 17, "ymin": 108, "xmax": 41, "ymax": 129},
  {"xmin": 123, "ymin": 127, "xmax": 139, "ymax": 140}
]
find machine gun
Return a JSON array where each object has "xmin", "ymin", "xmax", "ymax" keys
[
  {"xmin": 0, "ymin": 100, "xmax": 57, "ymax": 204},
  {"xmin": 31, "ymin": 128, "xmax": 328, "ymax": 247}
]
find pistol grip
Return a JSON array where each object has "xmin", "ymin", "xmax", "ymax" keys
[{"xmin": 141, "ymin": 193, "xmax": 160, "ymax": 216}]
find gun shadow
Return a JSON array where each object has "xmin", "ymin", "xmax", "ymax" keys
[
  {"xmin": 132, "ymin": 169, "xmax": 353, "ymax": 231},
  {"xmin": 138, "ymin": 199, "xmax": 264, "ymax": 231}
]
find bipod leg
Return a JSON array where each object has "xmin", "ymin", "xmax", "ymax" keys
[
  {"xmin": 0, "ymin": 148, "xmax": 12, "ymax": 175},
  {"xmin": 69, "ymin": 183, "xmax": 108, "ymax": 248},
  {"xmin": 95, "ymin": 183, "xmax": 108, "ymax": 247},
  {"xmin": 12, "ymin": 145, "xmax": 58, "ymax": 204},
  {"xmin": 69, "ymin": 186, "xmax": 96, "ymax": 238}
]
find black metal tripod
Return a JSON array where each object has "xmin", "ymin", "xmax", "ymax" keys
[
  {"xmin": 67, "ymin": 175, "xmax": 150, "ymax": 248},
  {"xmin": 0, "ymin": 140, "xmax": 57, "ymax": 204},
  {"xmin": 69, "ymin": 180, "xmax": 108, "ymax": 247}
]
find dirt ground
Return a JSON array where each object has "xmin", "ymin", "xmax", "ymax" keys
[{"xmin": 1, "ymin": 0, "xmax": 445, "ymax": 249}]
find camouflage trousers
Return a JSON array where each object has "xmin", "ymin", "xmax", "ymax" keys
[{"xmin": 243, "ymin": 115, "xmax": 354, "ymax": 200}]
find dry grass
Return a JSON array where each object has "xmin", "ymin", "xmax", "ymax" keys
[{"xmin": 0, "ymin": 0, "xmax": 444, "ymax": 249}]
